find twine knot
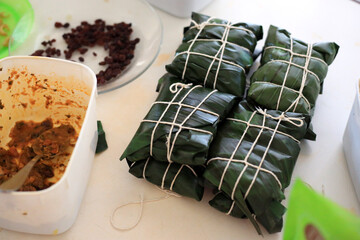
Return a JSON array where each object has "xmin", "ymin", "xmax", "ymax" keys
[
  {"xmin": 255, "ymin": 107, "xmax": 304, "ymax": 127},
  {"xmin": 169, "ymin": 82, "xmax": 193, "ymax": 93}
]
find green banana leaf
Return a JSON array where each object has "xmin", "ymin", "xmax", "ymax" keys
[
  {"xmin": 121, "ymin": 73, "xmax": 238, "ymax": 166},
  {"xmin": 248, "ymin": 25, "xmax": 339, "ymax": 115},
  {"xmin": 203, "ymin": 100, "xmax": 310, "ymax": 234},
  {"xmin": 96, "ymin": 120, "xmax": 108, "ymax": 153},
  {"xmin": 182, "ymin": 12, "xmax": 263, "ymax": 53},
  {"xmin": 209, "ymin": 191, "xmax": 286, "ymax": 233},
  {"xmin": 127, "ymin": 158, "xmax": 204, "ymax": 201},
  {"xmin": 165, "ymin": 13, "xmax": 263, "ymax": 98}
]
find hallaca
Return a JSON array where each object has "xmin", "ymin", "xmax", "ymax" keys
[
  {"xmin": 121, "ymin": 74, "xmax": 237, "ymax": 166},
  {"xmin": 247, "ymin": 25, "xmax": 339, "ymax": 115},
  {"xmin": 127, "ymin": 158, "xmax": 204, "ymax": 201},
  {"xmin": 203, "ymin": 100, "xmax": 310, "ymax": 234},
  {"xmin": 120, "ymin": 73, "xmax": 238, "ymax": 199},
  {"xmin": 209, "ymin": 190, "xmax": 285, "ymax": 234},
  {"xmin": 165, "ymin": 12, "xmax": 263, "ymax": 98}
]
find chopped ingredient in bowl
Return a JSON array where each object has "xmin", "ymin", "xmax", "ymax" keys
[
  {"xmin": 0, "ymin": 118, "xmax": 76, "ymax": 191},
  {"xmin": 32, "ymin": 124, "xmax": 75, "ymax": 158},
  {"xmin": 31, "ymin": 19, "xmax": 140, "ymax": 85}
]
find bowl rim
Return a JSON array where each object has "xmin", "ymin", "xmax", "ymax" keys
[{"xmin": 0, "ymin": 55, "xmax": 97, "ymax": 196}]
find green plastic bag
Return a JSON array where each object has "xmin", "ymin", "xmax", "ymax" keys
[{"xmin": 283, "ymin": 179, "xmax": 360, "ymax": 240}]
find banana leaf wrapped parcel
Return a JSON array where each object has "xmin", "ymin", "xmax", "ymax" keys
[
  {"xmin": 121, "ymin": 73, "xmax": 238, "ymax": 166},
  {"xmin": 182, "ymin": 12, "xmax": 263, "ymax": 55},
  {"xmin": 248, "ymin": 25, "xmax": 339, "ymax": 115},
  {"xmin": 203, "ymin": 100, "xmax": 310, "ymax": 234},
  {"xmin": 209, "ymin": 190, "xmax": 285, "ymax": 234},
  {"xmin": 127, "ymin": 158, "xmax": 205, "ymax": 201},
  {"xmin": 121, "ymin": 74, "xmax": 238, "ymax": 199},
  {"xmin": 165, "ymin": 13, "xmax": 263, "ymax": 98}
]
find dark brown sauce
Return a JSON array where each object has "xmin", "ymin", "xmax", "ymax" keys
[{"xmin": 0, "ymin": 118, "xmax": 76, "ymax": 191}]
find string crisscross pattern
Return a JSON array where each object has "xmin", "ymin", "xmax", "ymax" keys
[
  {"xmin": 207, "ymin": 108, "xmax": 303, "ymax": 215},
  {"xmin": 137, "ymin": 158, "xmax": 198, "ymax": 192},
  {"xmin": 174, "ymin": 17, "xmax": 255, "ymax": 89},
  {"xmin": 260, "ymin": 38, "xmax": 327, "ymax": 112},
  {"xmin": 142, "ymin": 83, "xmax": 219, "ymax": 164}
]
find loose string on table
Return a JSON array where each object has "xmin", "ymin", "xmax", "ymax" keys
[{"xmin": 110, "ymin": 188, "xmax": 181, "ymax": 231}]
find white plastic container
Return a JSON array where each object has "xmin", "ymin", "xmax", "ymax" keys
[
  {"xmin": 343, "ymin": 79, "xmax": 360, "ymax": 203},
  {"xmin": 0, "ymin": 56, "xmax": 98, "ymax": 234},
  {"xmin": 146, "ymin": 0, "xmax": 214, "ymax": 18}
]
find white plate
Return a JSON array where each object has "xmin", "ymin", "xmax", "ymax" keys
[{"xmin": 10, "ymin": 0, "xmax": 163, "ymax": 94}]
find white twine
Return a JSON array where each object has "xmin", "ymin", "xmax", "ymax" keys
[
  {"xmin": 230, "ymin": 111, "xmax": 267, "ymax": 200},
  {"xmin": 189, "ymin": 20, "xmax": 255, "ymax": 36},
  {"xmin": 110, "ymin": 193, "xmax": 144, "ymax": 231},
  {"xmin": 150, "ymin": 101, "xmax": 220, "ymax": 118},
  {"xmin": 142, "ymin": 158, "xmax": 150, "ymax": 179},
  {"xmin": 170, "ymin": 164, "xmax": 184, "ymax": 190},
  {"xmin": 276, "ymin": 38, "xmax": 294, "ymax": 110},
  {"xmin": 210, "ymin": 107, "xmax": 304, "ymax": 204},
  {"xmin": 110, "ymin": 188, "xmax": 181, "ymax": 231},
  {"xmin": 165, "ymin": 88, "xmax": 198, "ymax": 163},
  {"xmin": 187, "ymin": 38, "xmax": 251, "ymax": 53},
  {"xmin": 146, "ymin": 84, "xmax": 219, "ymax": 163},
  {"xmin": 268, "ymin": 59, "xmax": 320, "ymax": 83},
  {"xmin": 149, "ymin": 84, "xmax": 187, "ymax": 156},
  {"xmin": 255, "ymin": 107, "xmax": 304, "ymax": 127},
  {"xmin": 217, "ymin": 111, "xmax": 257, "ymax": 191},
  {"xmin": 226, "ymin": 117, "xmax": 300, "ymax": 143},
  {"xmin": 142, "ymin": 158, "xmax": 198, "ymax": 193},
  {"xmin": 176, "ymin": 51, "xmax": 246, "ymax": 73},
  {"xmin": 166, "ymin": 89, "xmax": 217, "ymax": 162},
  {"xmin": 286, "ymin": 44, "xmax": 313, "ymax": 112},
  {"xmin": 262, "ymin": 38, "xmax": 319, "ymax": 113},
  {"xmin": 208, "ymin": 156, "xmax": 282, "ymax": 190},
  {"xmin": 160, "ymin": 163, "xmax": 198, "ymax": 191},
  {"xmin": 227, "ymin": 200, "xmax": 236, "ymax": 215},
  {"xmin": 210, "ymin": 21, "xmax": 232, "ymax": 89},
  {"xmin": 169, "ymin": 82, "xmax": 193, "ymax": 93},
  {"xmin": 143, "ymin": 120, "xmax": 213, "ymax": 135},
  {"xmin": 210, "ymin": 191, "xmax": 237, "ymax": 216},
  {"xmin": 243, "ymin": 113, "xmax": 283, "ymax": 199},
  {"xmin": 181, "ymin": 18, "xmax": 213, "ymax": 80},
  {"xmin": 180, "ymin": 17, "xmax": 248, "ymax": 90},
  {"xmin": 264, "ymin": 45, "xmax": 327, "ymax": 66},
  {"xmin": 251, "ymin": 81, "xmax": 312, "ymax": 112},
  {"xmin": 161, "ymin": 162, "xmax": 172, "ymax": 189}
]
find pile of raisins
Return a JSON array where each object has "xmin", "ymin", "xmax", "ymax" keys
[{"xmin": 31, "ymin": 19, "xmax": 140, "ymax": 85}]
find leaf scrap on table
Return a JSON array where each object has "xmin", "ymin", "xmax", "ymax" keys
[{"xmin": 96, "ymin": 120, "xmax": 108, "ymax": 154}]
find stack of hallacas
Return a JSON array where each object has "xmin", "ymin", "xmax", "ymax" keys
[
  {"xmin": 121, "ymin": 12, "xmax": 262, "ymax": 201},
  {"xmin": 120, "ymin": 12, "xmax": 339, "ymax": 235},
  {"xmin": 121, "ymin": 73, "xmax": 238, "ymax": 200}
]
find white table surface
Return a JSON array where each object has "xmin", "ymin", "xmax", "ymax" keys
[{"xmin": 1, "ymin": 0, "xmax": 360, "ymax": 239}]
